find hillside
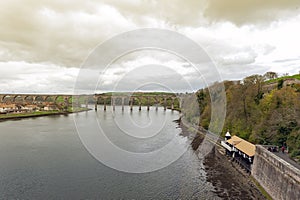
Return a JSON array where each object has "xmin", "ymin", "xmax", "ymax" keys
[
  {"xmin": 196, "ymin": 73, "xmax": 300, "ymax": 162},
  {"xmin": 265, "ymin": 74, "xmax": 300, "ymax": 84}
]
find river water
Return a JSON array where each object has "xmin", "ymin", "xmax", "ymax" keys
[{"xmin": 0, "ymin": 106, "xmax": 219, "ymax": 199}]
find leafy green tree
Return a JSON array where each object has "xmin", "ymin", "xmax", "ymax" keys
[{"xmin": 196, "ymin": 73, "xmax": 300, "ymax": 162}]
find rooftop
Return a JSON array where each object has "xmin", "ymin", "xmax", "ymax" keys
[{"xmin": 227, "ymin": 135, "xmax": 256, "ymax": 157}]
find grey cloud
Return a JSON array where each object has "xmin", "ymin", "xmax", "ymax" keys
[
  {"xmin": 102, "ymin": 0, "xmax": 207, "ymax": 26},
  {"xmin": 204, "ymin": 0, "xmax": 300, "ymax": 25},
  {"xmin": 0, "ymin": 0, "xmax": 299, "ymax": 94},
  {"xmin": 218, "ymin": 64, "xmax": 269, "ymax": 80},
  {"xmin": 0, "ymin": 61, "xmax": 78, "ymax": 93},
  {"xmin": 219, "ymin": 53, "xmax": 257, "ymax": 66},
  {"xmin": 274, "ymin": 57, "xmax": 300, "ymax": 63},
  {"xmin": 0, "ymin": 0, "xmax": 135, "ymax": 67}
]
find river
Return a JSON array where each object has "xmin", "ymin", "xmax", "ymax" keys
[{"xmin": 0, "ymin": 106, "xmax": 219, "ymax": 199}]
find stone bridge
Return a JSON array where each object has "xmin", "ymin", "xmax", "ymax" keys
[
  {"xmin": 94, "ymin": 94, "xmax": 181, "ymax": 111},
  {"xmin": 0, "ymin": 93, "xmax": 183, "ymax": 111},
  {"xmin": 0, "ymin": 94, "xmax": 88, "ymax": 108},
  {"xmin": 0, "ymin": 94, "xmax": 72, "ymax": 103}
]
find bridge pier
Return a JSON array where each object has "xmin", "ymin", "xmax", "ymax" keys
[
  {"xmin": 147, "ymin": 97, "xmax": 150, "ymax": 111},
  {"xmin": 53, "ymin": 96, "xmax": 58, "ymax": 104},
  {"xmin": 112, "ymin": 97, "xmax": 115, "ymax": 111},
  {"xmin": 164, "ymin": 97, "xmax": 167, "ymax": 111},
  {"xmin": 94, "ymin": 98, "xmax": 98, "ymax": 111},
  {"xmin": 76, "ymin": 96, "xmax": 80, "ymax": 107},
  {"xmin": 64, "ymin": 97, "xmax": 70, "ymax": 111},
  {"xmin": 92, "ymin": 93, "xmax": 178, "ymax": 112},
  {"xmin": 33, "ymin": 96, "xmax": 37, "ymax": 103},
  {"xmin": 130, "ymin": 97, "xmax": 133, "ymax": 111},
  {"xmin": 171, "ymin": 98, "xmax": 174, "ymax": 110}
]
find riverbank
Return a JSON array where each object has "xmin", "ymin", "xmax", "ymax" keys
[
  {"xmin": 204, "ymin": 146, "xmax": 267, "ymax": 199},
  {"xmin": 176, "ymin": 118, "xmax": 267, "ymax": 199},
  {"xmin": 0, "ymin": 107, "xmax": 91, "ymax": 121}
]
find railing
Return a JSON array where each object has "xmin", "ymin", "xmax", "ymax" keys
[
  {"xmin": 234, "ymin": 156, "xmax": 252, "ymax": 172},
  {"xmin": 261, "ymin": 145, "xmax": 279, "ymax": 152},
  {"xmin": 221, "ymin": 141, "xmax": 233, "ymax": 152}
]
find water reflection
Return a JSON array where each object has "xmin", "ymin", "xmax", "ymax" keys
[{"xmin": 0, "ymin": 108, "xmax": 218, "ymax": 199}]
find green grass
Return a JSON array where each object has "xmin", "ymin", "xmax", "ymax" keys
[
  {"xmin": 265, "ymin": 74, "xmax": 300, "ymax": 84},
  {"xmin": 250, "ymin": 176, "xmax": 273, "ymax": 200},
  {"xmin": 0, "ymin": 107, "xmax": 91, "ymax": 120},
  {"xmin": 67, "ymin": 107, "xmax": 90, "ymax": 112},
  {"xmin": 0, "ymin": 111, "xmax": 61, "ymax": 119}
]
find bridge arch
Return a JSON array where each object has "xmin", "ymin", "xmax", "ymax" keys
[
  {"xmin": 2, "ymin": 95, "xmax": 13, "ymax": 103},
  {"xmin": 13, "ymin": 95, "xmax": 25, "ymax": 103},
  {"xmin": 93, "ymin": 93, "xmax": 180, "ymax": 111},
  {"xmin": 44, "ymin": 96, "xmax": 55, "ymax": 102},
  {"xmin": 24, "ymin": 95, "xmax": 34, "ymax": 102},
  {"xmin": 94, "ymin": 95, "xmax": 110, "ymax": 111},
  {"xmin": 54, "ymin": 96, "xmax": 59, "ymax": 102},
  {"xmin": 34, "ymin": 95, "xmax": 45, "ymax": 102},
  {"xmin": 54, "ymin": 95, "xmax": 70, "ymax": 104}
]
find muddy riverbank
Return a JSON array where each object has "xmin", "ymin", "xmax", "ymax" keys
[
  {"xmin": 204, "ymin": 146, "xmax": 266, "ymax": 199},
  {"xmin": 177, "ymin": 118, "xmax": 267, "ymax": 199}
]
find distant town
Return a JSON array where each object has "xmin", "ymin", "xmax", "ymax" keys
[{"xmin": 0, "ymin": 102, "xmax": 59, "ymax": 114}]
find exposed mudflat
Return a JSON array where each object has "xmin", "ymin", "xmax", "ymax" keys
[
  {"xmin": 203, "ymin": 146, "xmax": 266, "ymax": 200},
  {"xmin": 177, "ymin": 118, "xmax": 266, "ymax": 200}
]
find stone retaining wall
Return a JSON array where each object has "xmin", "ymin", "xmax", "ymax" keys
[{"xmin": 252, "ymin": 145, "xmax": 300, "ymax": 200}]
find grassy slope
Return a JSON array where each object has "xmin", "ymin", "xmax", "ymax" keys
[
  {"xmin": 0, "ymin": 107, "xmax": 90, "ymax": 120},
  {"xmin": 265, "ymin": 74, "xmax": 300, "ymax": 83},
  {"xmin": 0, "ymin": 111, "xmax": 61, "ymax": 119}
]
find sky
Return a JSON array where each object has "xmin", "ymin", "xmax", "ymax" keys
[{"xmin": 0, "ymin": 0, "xmax": 300, "ymax": 94}]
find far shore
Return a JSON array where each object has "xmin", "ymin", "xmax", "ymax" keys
[{"xmin": 0, "ymin": 107, "xmax": 91, "ymax": 122}]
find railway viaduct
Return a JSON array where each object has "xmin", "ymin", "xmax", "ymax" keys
[
  {"xmin": 94, "ymin": 94, "xmax": 180, "ymax": 111},
  {"xmin": 0, "ymin": 93, "xmax": 182, "ymax": 111}
]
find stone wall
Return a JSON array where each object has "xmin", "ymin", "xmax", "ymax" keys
[
  {"xmin": 262, "ymin": 82, "xmax": 277, "ymax": 93},
  {"xmin": 251, "ymin": 145, "xmax": 300, "ymax": 200},
  {"xmin": 283, "ymin": 78, "xmax": 300, "ymax": 86}
]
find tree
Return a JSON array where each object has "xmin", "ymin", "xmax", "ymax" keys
[
  {"xmin": 264, "ymin": 71, "xmax": 278, "ymax": 80},
  {"xmin": 196, "ymin": 73, "xmax": 300, "ymax": 162}
]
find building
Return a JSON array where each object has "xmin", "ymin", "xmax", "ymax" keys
[
  {"xmin": 0, "ymin": 103, "xmax": 17, "ymax": 113},
  {"xmin": 22, "ymin": 104, "xmax": 39, "ymax": 112},
  {"xmin": 221, "ymin": 133, "xmax": 256, "ymax": 172},
  {"xmin": 0, "ymin": 103, "xmax": 42, "ymax": 113},
  {"xmin": 43, "ymin": 104, "xmax": 58, "ymax": 111}
]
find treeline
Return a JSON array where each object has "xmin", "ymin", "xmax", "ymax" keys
[
  {"xmin": 95, "ymin": 92, "xmax": 180, "ymax": 108},
  {"xmin": 197, "ymin": 72, "xmax": 300, "ymax": 161}
]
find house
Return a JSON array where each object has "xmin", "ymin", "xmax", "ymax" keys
[
  {"xmin": 221, "ymin": 133, "xmax": 256, "ymax": 172},
  {"xmin": 23, "ymin": 105, "xmax": 38, "ymax": 112},
  {"xmin": 43, "ymin": 104, "xmax": 58, "ymax": 111},
  {"xmin": 0, "ymin": 103, "xmax": 17, "ymax": 113}
]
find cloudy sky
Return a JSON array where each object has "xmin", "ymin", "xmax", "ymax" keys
[{"xmin": 0, "ymin": 0, "xmax": 300, "ymax": 94}]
